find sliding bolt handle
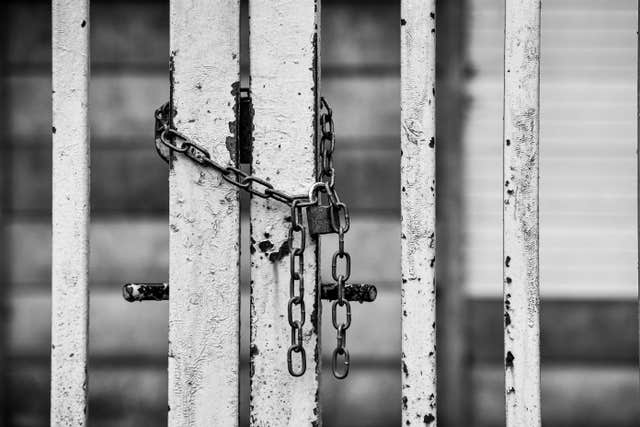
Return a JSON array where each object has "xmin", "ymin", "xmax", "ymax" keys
[
  {"xmin": 123, "ymin": 282, "xmax": 376, "ymax": 304},
  {"xmin": 123, "ymin": 283, "xmax": 169, "ymax": 302}
]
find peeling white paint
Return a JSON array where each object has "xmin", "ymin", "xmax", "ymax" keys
[
  {"xmin": 168, "ymin": 1, "xmax": 241, "ymax": 425},
  {"xmin": 249, "ymin": 0, "xmax": 321, "ymax": 425},
  {"xmin": 503, "ymin": 1, "xmax": 542, "ymax": 425},
  {"xmin": 400, "ymin": 1, "xmax": 437, "ymax": 425},
  {"xmin": 51, "ymin": 1, "xmax": 90, "ymax": 425}
]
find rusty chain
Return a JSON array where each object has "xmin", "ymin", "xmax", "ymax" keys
[
  {"xmin": 155, "ymin": 102, "xmax": 309, "ymax": 205},
  {"xmin": 322, "ymin": 104, "xmax": 353, "ymax": 379},
  {"xmin": 330, "ymin": 228, "xmax": 352, "ymax": 379},
  {"xmin": 154, "ymin": 96, "xmax": 355, "ymax": 379},
  {"xmin": 319, "ymin": 97, "xmax": 336, "ymax": 189},
  {"xmin": 286, "ymin": 200, "xmax": 307, "ymax": 376}
]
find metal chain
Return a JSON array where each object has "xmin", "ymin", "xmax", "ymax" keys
[
  {"xmin": 319, "ymin": 97, "xmax": 336, "ymax": 190},
  {"xmin": 154, "ymin": 102, "xmax": 309, "ymax": 205},
  {"xmin": 154, "ymin": 97, "xmax": 355, "ymax": 379},
  {"xmin": 320, "ymin": 97, "xmax": 354, "ymax": 379},
  {"xmin": 287, "ymin": 201, "xmax": 307, "ymax": 376},
  {"xmin": 330, "ymin": 207, "xmax": 352, "ymax": 379}
]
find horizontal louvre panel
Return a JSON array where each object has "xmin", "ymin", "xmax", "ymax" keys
[
  {"xmin": 7, "ymin": 146, "xmax": 398, "ymax": 214},
  {"xmin": 8, "ymin": 75, "xmax": 398, "ymax": 141},
  {"xmin": 8, "ymin": 216, "xmax": 638, "ymax": 297},
  {"xmin": 9, "ymin": 362, "xmax": 639, "ymax": 427},
  {"xmin": 9, "ymin": 294, "xmax": 637, "ymax": 364},
  {"xmin": 472, "ymin": 365, "xmax": 640, "ymax": 427},
  {"xmin": 7, "ymin": 2, "xmax": 401, "ymax": 71},
  {"xmin": 466, "ymin": 0, "xmax": 637, "ymax": 300}
]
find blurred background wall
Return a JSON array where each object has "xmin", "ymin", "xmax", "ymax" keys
[{"xmin": 0, "ymin": 0, "xmax": 638, "ymax": 426}]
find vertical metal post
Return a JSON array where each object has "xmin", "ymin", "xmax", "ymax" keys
[
  {"xmin": 51, "ymin": 0, "xmax": 90, "ymax": 424},
  {"xmin": 248, "ymin": 0, "xmax": 321, "ymax": 424},
  {"xmin": 168, "ymin": 1, "xmax": 241, "ymax": 425},
  {"xmin": 503, "ymin": 0, "xmax": 542, "ymax": 425},
  {"xmin": 400, "ymin": 0, "xmax": 437, "ymax": 425}
]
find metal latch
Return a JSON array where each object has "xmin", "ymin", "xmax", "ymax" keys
[{"xmin": 123, "ymin": 282, "xmax": 376, "ymax": 303}]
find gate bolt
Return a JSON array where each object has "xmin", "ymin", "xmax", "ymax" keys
[{"xmin": 123, "ymin": 282, "xmax": 376, "ymax": 303}]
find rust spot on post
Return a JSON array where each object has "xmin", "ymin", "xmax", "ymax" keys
[
  {"xmin": 505, "ymin": 351, "xmax": 515, "ymax": 368},
  {"xmin": 267, "ymin": 240, "xmax": 290, "ymax": 262},
  {"xmin": 258, "ymin": 240, "xmax": 274, "ymax": 253}
]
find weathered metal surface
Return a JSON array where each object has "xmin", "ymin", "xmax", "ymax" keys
[
  {"xmin": 168, "ymin": 1, "xmax": 240, "ymax": 425},
  {"xmin": 503, "ymin": 0, "xmax": 542, "ymax": 425},
  {"xmin": 249, "ymin": 0, "xmax": 320, "ymax": 423},
  {"xmin": 51, "ymin": 0, "xmax": 90, "ymax": 424},
  {"xmin": 124, "ymin": 281, "xmax": 374, "ymax": 304},
  {"xmin": 400, "ymin": 0, "xmax": 437, "ymax": 425}
]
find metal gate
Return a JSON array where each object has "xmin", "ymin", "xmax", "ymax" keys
[{"xmin": 51, "ymin": 0, "xmax": 566, "ymax": 425}]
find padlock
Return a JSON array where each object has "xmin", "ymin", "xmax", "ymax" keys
[{"xmin": 307, "ymin": 204, "xmax": 339, "ymax": 236}]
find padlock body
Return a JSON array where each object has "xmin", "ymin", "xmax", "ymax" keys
[{"xmin": 307, "ymin": 205, "xmax": 338, "ymax": 235}]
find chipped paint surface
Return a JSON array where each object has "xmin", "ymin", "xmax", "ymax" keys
[
  {"xmin": 168, "ymin": 1, "xmax": 240, "ymax": 425},
  {"xmin": 503, "ymin": 1, "xmax": 541, "ymax": 425},
  {"xmin": 400, "ymin": 1, "xmax": 437, "ymax": 425},
  {"xmin": 249, "ymin": 0, "xmax": 320, "ymax": 425},
  {"xmin": 51, "ymin": 1, "xmax": 90, "ymax": 424}
]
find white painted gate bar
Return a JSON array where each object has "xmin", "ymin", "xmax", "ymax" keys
[
  {"xmin": 51, "ymin": 0, "xmax": 90, "ymax": 424},
  {"xmin": 400, "ymin": 0, "xmax": 437, "ymax": 425},
  {"xmin": 168, "ymin": 1, "xmax": 241, "ymax": 425},
  {"xmin": 503, "ymin": 0, "xmax": 542, "ymax": 425},
  {"xmin": 249, "ymin": 0, "xmax": 321, "ymax": 424}
]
